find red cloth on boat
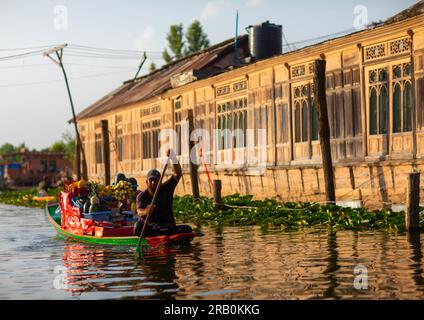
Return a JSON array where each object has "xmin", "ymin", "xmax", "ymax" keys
[
  {"xmin": 80, "ymin": 218, "xmax": 95, "ymax": 236},
  {"xmin": 59, "ymin": 191, "xmax": 84, "ymax": 235},
  {"xmin": 94, "ymin": 226, "xmax": 134, "ymax": 237}
]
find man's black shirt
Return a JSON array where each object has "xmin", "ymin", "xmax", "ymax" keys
[{"xmin": 136, "ymin": 177, "xmax": 177, "ymax": 227}]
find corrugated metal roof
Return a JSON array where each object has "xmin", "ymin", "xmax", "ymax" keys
[
  {"xmin": 384, "ymin": 0, "xmax": 424, "ymax": 25},
  {"xmin": 76, "ymin": 35, "xmax": 249, "ymax": 121}
]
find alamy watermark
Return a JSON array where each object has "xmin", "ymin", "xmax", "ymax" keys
[
  {"xmin": 54, "ymin": 5, "xmax": 68, "ymax": 30},
  {"xmin": 353, "ymin": 5, "xmax": 368, "ymax": 30},
  {"xmin": 353, "ymin": 265, "xmax": 368, "ymax": 290},
  {"xmin": 53, "ymin": 265, "xmax": 68, "ymax": 290},
  {"xmin": 156, "ymin": 124, "xmax": 267, "ymax": 174}
]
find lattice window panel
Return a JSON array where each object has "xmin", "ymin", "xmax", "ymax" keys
[{"xmin": 364, "ymin": 37, "xmax": 410, "ymax": 62}]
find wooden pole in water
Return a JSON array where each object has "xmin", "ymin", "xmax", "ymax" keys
[
  {"xmin": 213, "ymin": 180, "xmax": 222, "ymax": 209},
  {"xmin": 406, "ymin": 172, "xmax": 420, "ymax": 232},
  {"xmin": 313, "ymin": 59, "xmax": 336, "ymax": 203},
  {"xmin": 75, "ymin": 139, "xmax": 81, "ymax": 180},
  {"xmin": 188, "ymin": 109, "xmax": 200, "ymax": 200},
  {"xmin": 101, "ymin": 120, "xmax": 111, "ymax": 186}
]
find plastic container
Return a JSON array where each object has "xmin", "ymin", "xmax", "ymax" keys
[
  {"xmin": 82, "ymin": 211, "xmax": 111, "ymax": 221},
  {"xmin": 72, "ymin": 197, "xmax": 86, "ymax": 208},
  {"xmin": 121, "ymin": 211, "xmax": 138, "ymax": 223}
]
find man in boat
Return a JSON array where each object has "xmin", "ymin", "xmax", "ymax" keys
[
  {"xmin": 37, "ymin": 175, "xmax": 51, "ymax": 197},
  {"xmin": 134, "ymin": 149, "xmax": 192, "ymax": 237}
]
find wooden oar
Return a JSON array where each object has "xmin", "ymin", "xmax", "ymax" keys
[{"xmin": 136, "ymin": 156, "xmax": 169, "ymax": 252}]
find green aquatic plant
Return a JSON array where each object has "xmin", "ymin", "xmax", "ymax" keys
[
  {"xmin": 0, "ymin": 187, "xmax": 60, "ymax": 208},
  {"xmin": 1, "ymin": 189, "xmax": 419, "ymax": 233},
  {"xmin": 173, "ymin": 194, "xmax": 418, "ymax": 233}
]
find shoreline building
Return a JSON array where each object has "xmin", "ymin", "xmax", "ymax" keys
[
  {"xmin": 0, "ymin": 148, "xmax": 72, "ymax": 187},
  {"xmin": 75, "ymin": 2, "xmax": 424, "ymax": 208}
]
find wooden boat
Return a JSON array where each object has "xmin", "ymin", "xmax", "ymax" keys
[
  {"xmin": 45, "ymin": 202, "xmax": 195, "ymax": 246},
  {"xmin": 22, "ymin": 195, "xmax": 56, "ymax": 202},
  {"xmin": 33, "ymin": 196, "xmax": 56, "ymax": 202}
]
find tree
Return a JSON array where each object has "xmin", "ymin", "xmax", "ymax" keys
[
  {"xmin": 149, "ymin": 62, "xmax": 157, "ymax": 73},
  {"xmin": 49, "ymin": 131, "xmax": 75, "ymax": 162},
  {"xmin": 0, "ymin": 142, "xmax": 25, "ymax": 162},
  {"xmin": 185, "ymin": 20, "xmax": 210, "ymax": 55},
  {"xmin": 162, "ymin": 49, "xmax": 173, "ymax": 64},
  {"xmin": 162, "ymin": 21, "xmax": 210, "ymax": 64},
  {"xmin": 0, "ymin": 143, "xmax": 16, "ymax": 156},
  {"xmin": 162, "ymin": 23, "xmax": 185, "ymax": 63},
  {"xmin": 50, "ymin": 141, "xmax": 67, "ymax": 153}
]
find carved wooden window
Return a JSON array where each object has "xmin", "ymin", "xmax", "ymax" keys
[
  {"xmin": 392, "ymin": 63, "xmax": 412, "ymax": 133},
  {"xmin": 217, "ymin": 97, "xmax": 247, "ymax": 150},
  {"xmin": 311, "ymin": 102, "xmax": 318, "ymax": 141},
  {"xmin": 142, "ymin": 122, "xmax": 151, "ymax": 160},
  {"xmin": 152, "ymin": 120, "xmax": 161, "ymax": 158},
  {"xmin": 301, "ymin": 100, "xmax": 309, "ymax": 142},
  {"xmin": 116, "ymin": 127, "xmax": 123, "ymax": 161},
  {"xmin": 115, "ymin": 115, "xmax": 123, "ymax": 124},
  {"xmin": 174, "ymin": 99, "xmax": 182, "ymax": 155},
  {"xmin": 368, "ymin": 68, "xmax": 388, "ymax": 135},
  {"xmin": 389, "ymin": 38, "xmax": 410, "ymax": 55},
  {"xmin": 151, "ymin": 105, "xmax": 161, "ymax": 114},
  {"xmin": 95, "ymin": 133, "xmax": 103, "ymax": 164},
  {"xmin": 295, "ymin": 102, "xmax": 301, "ymax": 143},
  {"xmin": 291, "ymin": 63, "xmax": 314, "ymax": 79},
  {"xmin": 141, "ymin": 120, "xmax": 161, "ymax": 159},
  {"xmin": 293, "ymin": 84, "xmax": 317, "ymax": 143},
  {"xmin": 364, "ymin": 37, "xmax": 410, "ymax": 63}
]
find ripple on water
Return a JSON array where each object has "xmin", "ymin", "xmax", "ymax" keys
[{"xmin": 1, "ymin": 204, "xmax": 424, "ymax": 299}]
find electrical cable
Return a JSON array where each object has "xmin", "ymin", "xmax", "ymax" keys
[
  {"xmin": 0, "ymin": 62, "xmax": 148, "ymax": 69},
  {"xmin": 0, "ymin": 70, "xmax": 134, "ymax": 88},
  {"xmin": 0, "ymin": 49, "xmax": 45, "ymax": 61},
  {"xmin": 69, "ymin": 44, "xmax": 162, "ymax": 55},
  {"xmin": 0, "ymin": 45, "xmax": 58, "ymax": 52}
]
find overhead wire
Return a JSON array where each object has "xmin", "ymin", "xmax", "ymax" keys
[
  {"xmin": 282, "ymin": 27, "xmax": 357, "ymax": 52},
  {"xmin": 0, "ymin": 62, "xmax": 147, "ymax": 69},
  {"xmin": 0, "ymin": 49, "xmax": 46, "ymax": 61},
  {"xmin": 68, "ymin": 44, "xmax": 162, "ymax": 55},
  {"xmin": 0, "ymin": 70, "xmax": 135, "ymax": 88},
  {"xmin": 0, "ymin": 45, "xmax": 59, "ymax": 52}
]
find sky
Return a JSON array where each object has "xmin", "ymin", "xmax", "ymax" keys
[{"xmin": 0, "ymin": 0, "xmax": 418, "ymax": 150}]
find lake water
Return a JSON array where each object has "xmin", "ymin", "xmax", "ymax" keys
[{"xmin": 1, "ymin": 204, "xmax": 424, "ymax": 300}]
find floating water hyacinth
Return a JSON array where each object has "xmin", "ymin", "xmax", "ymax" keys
[{"xmin": 173, "ymin": 194, "xmax": 419, "ymax": 233}]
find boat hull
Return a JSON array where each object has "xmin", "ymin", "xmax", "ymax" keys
[{"xmin": 45, "ymin": 202, "xmax": 195, "ymax": 246}]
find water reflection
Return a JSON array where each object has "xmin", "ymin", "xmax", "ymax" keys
[
  {"xmin": 322, "ymin": 231, "xmax": 340, "ymax": 299},
  {"xmin": 60, "ymin": 243, "xmax": 196, "ymax": 299},
  {"xmin": 29, "ymin": 228, "xmax": 424, "ymax": 299},
  {"xmin": 2, "ymin": 203, "xmax": 424, "ymax": 300},
  {"xmin": 407, "ymin": 232, "xmax": 424, "ymax": 290}
]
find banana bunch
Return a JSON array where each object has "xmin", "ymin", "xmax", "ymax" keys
[
  {"xmin": 112, "ymin": 180, "xmax": 134, "ymax": 201},
  {"xmin": 98, "ymin": 185, "xmax": 114, "ymax": 197}
]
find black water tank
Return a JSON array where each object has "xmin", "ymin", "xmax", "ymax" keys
[{"xmin": 247, "ymin": 21, "xmax": 282, "ymax": 60}]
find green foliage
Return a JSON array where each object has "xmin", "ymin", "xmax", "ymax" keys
[
  {"xmin": 0, "ymin": 187, "xmax": 61, "ymax": 208},
  {"xmin": 162, "ymin": 23, "xmax": 185, "ymax": 63},
  {"xmin": 50, "ymin": 141, "xmax": 67, "ymax": 153},
  {"xmin": 185, "ymin": 20, "xmax": 210, "ymax": 55},
  {"xmin": 0, "ymin": 143, "xmax": 17, "ymax": 157},
  {"xmin": 173, "ymin": 194, "xmax": 416, "ymax": 233},
  {"xmin": 162, "ymin": 20, "xmax": 210, "ymax": 64},
  {"xmin": 0, "ymin": 142, "xmax": 26, "ymax": 162},
  {"xmin": 49, "ymin": 131, "xmax": 75, "ymax": 162},
  {"xmin": 149, "ymin": 62, "xmax": 157, "ymax": 73},
  {"xmin": 162, "ymin": 49, "xmax": 173, "ymax": 64}
]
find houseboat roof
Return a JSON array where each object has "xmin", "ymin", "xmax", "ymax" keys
[{"xmin": 75, "ymin": 35, "xmax": 250, "ymax": 121}]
